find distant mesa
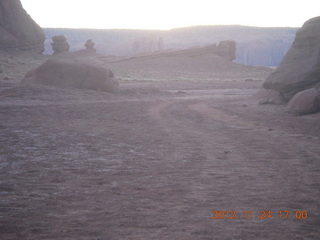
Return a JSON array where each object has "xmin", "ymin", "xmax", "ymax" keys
[
  {"xmin": 43, "ymin": 26, "xmax": 297, "ymax": 66},
  {"xmin": 121, "ymin": 40, "xmax": 237, "ymax": 62},
  {"xmin": 109, "ymin": 39, "xmax": 272, "ymax": 82},
  {"xmin": 0, "ymin": 0, "xmax": 45, "ymax": 52},
  {"xmin": 263, "ymin": 16, "xmax": 320, "ymax": 115}
]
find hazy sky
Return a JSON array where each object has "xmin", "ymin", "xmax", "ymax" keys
[{"xmin": 21, "ymin": 0, "xmax": 319, "ymax": 30}]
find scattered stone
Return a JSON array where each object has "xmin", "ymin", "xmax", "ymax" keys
[
  {"xmin": 287, "ymin": 88, "xmax": 320, "ymax": 115},
  {"xmin": 259, "ymin": 99, "xmax": 269, "ymax": 105},
  {"xmin": 263, "ymin": 16, "xmax": 320, "ymax": 100},
  {"xmin": 259, "ymin": 94, "xmax": 286, "ymax": 105},
  {"xmin": 21, "ymin": 59, "xmax": 119, "ymax": 93},
  {"xmin": 3, "ymin": 76, "xmax": 15, "ymax": 81},
  {"xmin": 175, "ymin": 90, "xmax": 186, "ymax": 95},
  {"xmin": 51, "ymin": 35, "xmax": 70, "ymax": 55},
  {"xmin": 0, "ymin": 0, "xmax": 45, "ymax": 52},
  {"xmin": 224, "ymin": 150, "xmax": 232, "ymax": 154}
]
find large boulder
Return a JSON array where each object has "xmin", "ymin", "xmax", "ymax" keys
[
  {"xmin": 287, "ymin": 88, "xmax": 320, "ymax": 115},
  {"xmin": 0, "ymin": 0, "xmax": 45, "ymax": 52},
  {"xmin": 263, "ymin": 16, "xmax": 320, "ymax": 100},
  {"xmin": 21, "ymin": 59, "xmax": 119, "ymax": 93}
]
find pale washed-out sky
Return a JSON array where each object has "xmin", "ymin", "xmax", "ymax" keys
[{"xmin": 21, "ymin": 0, "xmax": 319, "ymax": 29}]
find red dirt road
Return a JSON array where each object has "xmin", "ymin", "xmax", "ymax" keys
[{"xmin": 1, "ymin": 81, "xmax": 320, "ymax": 239}]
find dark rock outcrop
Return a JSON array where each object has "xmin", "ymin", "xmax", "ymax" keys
[
  {"xmin": 51, "ymin": 35, "xmax": 70, "ymax": 55},
  {"xmin": 263, "ymin": 16, "xmax": 320, "ymax": 100},
  {"xmin": 287, "ymin": 88, "xmax": 320, "ymax": 115},
  {"xmin": 216, "ymin": 40, "xmax": 236, "ymax": 61},
  {"xmin": 21, "ymin": 59, "xmax": 119, "ymax": 93},
  {"xmin": 0, "ymin": 0, "xmax": 45, "ymax": 52}
]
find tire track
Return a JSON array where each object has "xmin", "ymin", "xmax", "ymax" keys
[{"xmin": 148, "ymin": 97, "xmax": 320, "ymax": 239}]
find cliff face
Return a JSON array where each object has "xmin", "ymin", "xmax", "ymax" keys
[
  {"xmin": 0, "ymin": 0, "xmax": 45, "ymax": 52},
  {"xmin": 236, "ymin": 39, "xmax": 292, "ymax": 66}
]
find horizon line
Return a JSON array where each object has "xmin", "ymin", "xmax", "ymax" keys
[{"xmin": 40, "ymin": 24, "xmax": 301, "ymax": 31}]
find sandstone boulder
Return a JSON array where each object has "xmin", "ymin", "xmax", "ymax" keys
[
  {"xmin": 287, "ymin": 88, "xmax": 320, "ymax": 115},
  {"xmin": 21, "ymin": 59, "xmax": 119, "ymax": 93},
  {"xmin": 263, "ymin": 16, "xmax": 320, "ymax": 100},
  {"xmin": 0, "ymin": 0, "xmax": 45, "ymax": 52},
  {"xmin": 51, "ymin": 35, "xmax": 70, "ymax": 55}
]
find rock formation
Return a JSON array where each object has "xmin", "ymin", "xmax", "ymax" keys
[
  {"xmin": 51, "ymin": 35, "xmax": 70, "ymax": 55},
  {"xmin": 21, "ymin": 59, "xmax": 119, "ymax": 93},
  {"xmin": 287, "ymin": 88, "xmax": 320, "ymax": 115},
  {"xmin": 0, "ymin": 0, "xmax": 45, "ymax": 52},
  {"xmin": 84, "ymin": 39, "xmax": 96, "ymax": 53},
  {"xmin": 263, "ymin": 16, "xmax": 320, "ymax": 100},
  {"xmin": 216, "ymin": 40, "xmax": 236, "ymax": 61}
]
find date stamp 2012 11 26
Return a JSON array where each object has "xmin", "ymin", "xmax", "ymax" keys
[{"xmin": 211, "ymin": 210, "xmax": 309, "ymax": 220}]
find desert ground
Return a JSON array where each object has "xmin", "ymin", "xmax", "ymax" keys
[{"xmin": 1, "ymin": 50, "xmax": 320, "ymax": 240}]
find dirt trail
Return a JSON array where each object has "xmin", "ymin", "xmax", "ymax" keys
[
  {"xmin": 147, "ymin": 94, "xmax": 320, "ymax": 239},
  {"xmin": 1, "ymin": 81, "xmax": 320, "ymax": 239}
]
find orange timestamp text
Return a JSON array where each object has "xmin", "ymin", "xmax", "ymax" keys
[{"xmin": 211, "ymin": 210, "xmax": 308, "ymax": 220}]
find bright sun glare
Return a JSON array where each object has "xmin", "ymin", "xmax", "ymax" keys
[{"xmin": 21, "ymin": 0, "xmax": 319, "ymax": 29}]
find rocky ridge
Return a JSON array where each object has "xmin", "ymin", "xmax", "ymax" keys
[{"xmin": 0, "ymin": 0, "xmax": 45, "ymax": 52}]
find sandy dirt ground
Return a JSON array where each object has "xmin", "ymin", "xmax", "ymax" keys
[{"xmin": 1, "ymin": 52, "xmax": 320, "ymax": 240}]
